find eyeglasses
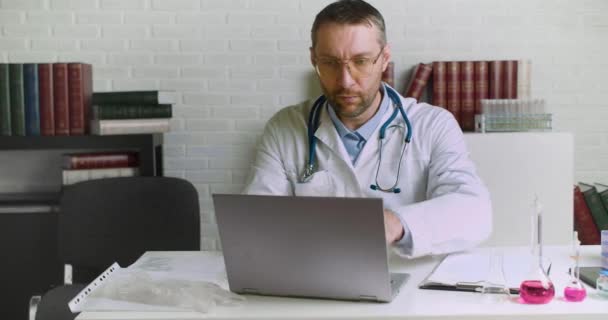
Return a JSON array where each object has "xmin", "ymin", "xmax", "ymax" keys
[{"xmin": 314, "ymin": 47, "xmax": 384, "ymax": 80}]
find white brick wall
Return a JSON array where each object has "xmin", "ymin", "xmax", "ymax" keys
[{"xmin": 2, "ymin": 0, "xmax": 607, "ymax": 250}]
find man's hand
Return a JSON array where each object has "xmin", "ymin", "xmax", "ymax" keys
[{"xmin": 383, "ymin": 209, "xmax": 405, "ymax": 244}]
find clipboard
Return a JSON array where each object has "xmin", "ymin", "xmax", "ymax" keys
[{"xmin": 418, "ymin": 252, "xmax": 525, "ymax": 295}]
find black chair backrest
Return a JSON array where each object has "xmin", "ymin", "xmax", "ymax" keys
[{"xmin": 58, "ymin": 176, "xmax": 200, "ymax": 282}]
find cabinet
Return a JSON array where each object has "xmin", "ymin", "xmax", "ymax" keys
[{"xmin": 0, "ymin": 133, "xmax": 163, "ymax": 320}]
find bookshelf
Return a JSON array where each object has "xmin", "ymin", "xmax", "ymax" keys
[{"xmin": 0, "ymin": 133, "xmax": 163, "ymax": 320}]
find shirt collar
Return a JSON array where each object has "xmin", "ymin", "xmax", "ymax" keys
[{"xmin": 327, "ymin": 84, "xmax": 390, "ymax": 141}]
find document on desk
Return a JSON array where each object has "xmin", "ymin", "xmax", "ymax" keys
[
  {"xmin": 68, "ymin": 252, "xmax": 241, "ymax": 313},
  {"xmin": 418, "ymin": 250, "xmax": 532, "ymax": 294}
]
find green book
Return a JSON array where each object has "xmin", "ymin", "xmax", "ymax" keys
[
  {"xmin": 92, "ymin": 104, "xmax": 172, "ymax": 119},
  {"xmin": 9, "ymin": 63, "xmax": 25, "ymax": 136},
  {"xmin": 0, "ymin": 64, "xmax": 11, "ymax": 136},
  {"xmin": 595, "ymin": 183, "xmax": 608, "ymax": 230},
  {"xmin": 579, "ymin": 182, "xmax": 608, "ymax": 231}
]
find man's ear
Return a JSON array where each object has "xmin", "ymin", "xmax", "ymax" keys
[
  {"xmin": 309, "ymin": 47, "xmax": 316, "ymax": 66},
  {"xmin": 381, "ymin": 43, "xmax": 392, "ymax": 72}
]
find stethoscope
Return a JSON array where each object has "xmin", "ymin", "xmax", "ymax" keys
[{"xmin": 299, "ymin": 85, "xmax": 413, "ymax": 193}]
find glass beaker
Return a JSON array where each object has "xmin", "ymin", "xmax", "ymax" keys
[{"xmin": 519, "ymin": 196, "xmax": 555, "ymax": 304}]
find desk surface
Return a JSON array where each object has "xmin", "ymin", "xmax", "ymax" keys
[{"xmin": 77, "ymin": 246, "xmax": 606, "ymax": 320}]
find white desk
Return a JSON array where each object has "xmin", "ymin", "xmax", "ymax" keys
[{"xmin": 77, "ymin": 246, "xmax": 606, "ymax": 320}]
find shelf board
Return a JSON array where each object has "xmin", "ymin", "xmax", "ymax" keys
[{"xmin": 0, "ymin": 134, "xmax": 162, "ymax": 150}]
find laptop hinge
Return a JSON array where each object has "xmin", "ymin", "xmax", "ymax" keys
[
  {"xmin": 358, "ymin": 295, "xmax": 378, "ymax": 302},
  {"xmin": 242, "ymin": 288, "xmax": 260, "ymax": 294}
]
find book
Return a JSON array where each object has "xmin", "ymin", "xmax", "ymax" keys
[
  {"xmin": 38, "ymin": 63, "xmax": 55, "ymax": 136},
  {"xmin": 92, "ymin": 104, "xmax": 172, "ymax": 120},
  {"xmin": 9, "ymin": 63, "xmax": 25, "ymax": 136},
  {"xmin": 53, "ymin": 63, "xmax": 70, "ymax": 136},
  {"xmin": 0, "ymin": 64, "xmax": 10, "ymax": 136},
  {"xmin": 92, "ymin": 91, "xmax": 176, "ymax": 105},
  {"xmin": 68, "ymin": 63, "xmax": 93, "ymax": 135},
  {"xmin": 404, "ymin": 63, "xmax": 432, "ymax": 101},
  {"xmin": 517, "ymin": 60, "xmax": 531, "ymax": 99},
  {"xmin": 445, "ymin": 61, "xmax": 461, "ymax": 124},
  {"xmin": 460, "ymin": 61, "xmax": 475, "ymax": 132},
  {"xmin": 488, "ymin": 60, "xmax": 503, "ymax": 99},
  {"xmin": 473, "ymin": 61, "xmax": 489, "ymax": 116},
  {"xmin": 573, "ymin": 185, "xmax": 601, "ymax": 245},
  {"xmin": 596, "ymin": 183, "xmax": 608, "ymax": 225},
  {"xmin": 63, "ymin": 152, "xmax": 139, "ymax": 170},
  {"xmin": 382, "ymin": 61, "xmax": 395, "ymax": 88},
  {"xmin": 23, "ymin": 63, "xmax": 41, "ymax": 136},
  {"xmin": 502, "ymin": 60, "xmax": 518, "ymax": 99},
  {"xmin": 579, "ymin": 182, "xmax": 608, "ymax": 232},
  {"xmin": 90, "ymin": 118, "xmax": 170, "ymax": 135},
  {"xmin": 431, "ymin": 61, "xmax": 446, "ymax": 107},
  {"xmin": 62, "ymin": 167, "xmax": 139, "ymax": 185}
]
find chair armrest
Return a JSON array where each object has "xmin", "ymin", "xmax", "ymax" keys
[{"xmin": 29, "ymin": 295, "xmax": 41, "ymax": 320}]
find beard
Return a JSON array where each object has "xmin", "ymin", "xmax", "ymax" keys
[{"xmin": 324, "ymin": 86, "xmax": 378, "ymax": 119}]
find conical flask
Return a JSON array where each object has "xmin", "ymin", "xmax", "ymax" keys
[
  {"xmin": 564, "ymin": 231, "xmax": 587, "ymax": 302},
  {"xmin": 519, "ymin": 195, "xmax": 555, "ymax": 304}
]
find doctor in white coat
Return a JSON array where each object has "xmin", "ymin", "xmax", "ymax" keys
[{"xmin": 242, "ymin": 0, "xmax": 492, "ymax": 259}]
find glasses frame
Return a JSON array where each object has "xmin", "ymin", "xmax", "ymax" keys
[{"xmin": 313, "ymin": 46, "xmax": 385, "ymax": 80}]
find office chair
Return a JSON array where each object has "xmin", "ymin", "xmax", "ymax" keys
[{"xmin": 29, "ymin": 176, "xmax": 201, "ymax": 320}]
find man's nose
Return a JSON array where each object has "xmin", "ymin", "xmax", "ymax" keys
[{"xmin": 335, "ymin": 62, "xmax": 356, "ymax": 87}]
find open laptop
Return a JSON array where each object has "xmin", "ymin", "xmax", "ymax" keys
[{"xmin": 212, "ymin": 194, "xmax": 409, "ymax": 302}]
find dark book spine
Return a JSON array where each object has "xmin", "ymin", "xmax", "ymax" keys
[
  {"xmin": 63, "ymin": 152, "xmax": 139, "ymax": 169},
  {"xmin": 488, "ymin": 60, "xmax": 503, "ymax": 99},
  {"xmin": 445, "ymin": 61, "xmax": 461, "ymax": 125},
  {"xmin": 404, "ymin": 63, "xmax": 432, "ymax": 101},
  {"xmin": 502, "ymin": 60, "xmax": 518, "ymax": 99},
  {"xmin": 382, "ymin": 61, "xmax": 395, "ymax": 88},
  {"xmin": 9, "ymin": 64, "xmax": 25, "ymax": 136},
  {"xmin": 0, "ymin": 64, "xmax": 11, "ymax": 136},
  {"xmin": 38, "ymin": 63, "xmax": 55, "ymax": 136},
  {"xmin": 67, "ymin": 63, "xmax": 93, "ymax": 135},
  {"xmin": 574, "ymin": 186, "xmax": 601, "ymax": 245},
  {"xmin": 432, "ymin": 61, "xmax": 446, "ymax": 108},
  {"xmin": 53, "ymin": 63, "xmax": 70, "ymax": 135},
  {"xmin": 23, "ymin": 63, "xmax": 41, "ymax": 136},
  {"xmin": 460, "ymin": 61, "xmax": 475, "ymax": 132},
  {"xmin": 92, "ymin": 91, "xmax": 161, "ymax": 105},
  {"xmin": 581, "ymin": 184, "xmax": 608, "ymax": 231},
  {"xmin": 92, "ymin": 104, "xmax": 172, "ymax": 119},
  {"xmin": 473, "ymin": 61, "xmax": 489, "ymax": 115}
]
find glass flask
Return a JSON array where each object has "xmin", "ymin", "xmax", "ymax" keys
[
  {"xmin": 519, "ymin": 196, "xmax": 555, "ymax": 304},
  {"xmin": 480, "ymin": 249, "xmax": 510, "ymax": 303},
  {"xmin": 563, "ymin": 231, "xmax": 586, "ymax": 302}
]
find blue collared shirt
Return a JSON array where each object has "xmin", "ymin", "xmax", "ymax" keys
[{"xmin": 327, "ymin": 84, "xmax": 390, "ymax": 165}]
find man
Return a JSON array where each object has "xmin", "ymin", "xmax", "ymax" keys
[{"xmin": 242, "ymin": 0, "xmax": 491, "ymax": 258}]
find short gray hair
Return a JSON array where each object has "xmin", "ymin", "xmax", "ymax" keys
[{"xmin": 310, "ymin": 0, "xmax": 387, "ymax": 49}]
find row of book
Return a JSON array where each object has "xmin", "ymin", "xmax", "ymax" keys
[
  {"xmin": 0, "ymin": 62, "xmax": 174, "ymax": 136},
  {"xmin": 398, "ymin": 60, "xmax": 532, "ymax": 132},
  {"xmin": 0, "ymin": 62, "xmax": 92, "ymax": 136},
  {"xmin": 574, "ymin": 182, "xmax": 608, "ymax": 245},
  {"xmin": 62, "ymin": 151, "xmax": 139, "ymax": 185}
]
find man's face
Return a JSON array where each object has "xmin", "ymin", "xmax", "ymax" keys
[{"xmin": 311, "ymin": 22, "xmax": 390, "ymax": 123}]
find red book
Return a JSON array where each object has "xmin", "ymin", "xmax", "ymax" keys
[
  {"xmin": 431, "ymin": 61, "xmax": 446, "ymax": 108},
  {"xmin": 382, "ymin": 61, "xmax": 395, "ymax": 88},
  {"xmin": 38, "ymin": 63, "xmax": 55, "ymax": 136},
  {"xmin": 68, "ymin": 63, "xmax": 93, "ymax": 135},
  {"xmin": 53, "ymin": 63, "xmax": 69, "ymax": 136},
  {"xmin": 473, "ymin": 61, "xmax": 489, "ymax": 115},
  {"xmin": 460, "ymin": 61, "xmax": 475, "ymax": 132},
  {"xmin": 404, "ymin": 63, "xmax": 432, "ymax": 101},
  {"xmin": 445, "ymin": 61, "xmax": 461, "ymax": 125},
  {"xmin": 502, "ymin": 60, "xmax": 518, "ymax": 99},
  {"xmin": 488, "ymin": 60, "xmax": 503, "ymax": 99},
  {"xmin": 573, "ymin": 185, "xmax": 601, "ymax": 245},
  {"xmin": 63, "ymin": 152, "xmax": 139, "ymax": 170}
]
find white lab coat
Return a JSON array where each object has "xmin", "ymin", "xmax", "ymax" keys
[{"xmin": 242, "ymin": 90, "xmax": 492, "ymax": 258}]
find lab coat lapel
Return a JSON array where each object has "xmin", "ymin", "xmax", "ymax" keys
[{"xmin": 313, "ymin": 105, "xmax": 353, "ymax": 168}]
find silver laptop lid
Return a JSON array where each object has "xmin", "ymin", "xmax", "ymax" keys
[{"xmin": 213, "ymin": 194, "xmax": 396, "ymax": 302}]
